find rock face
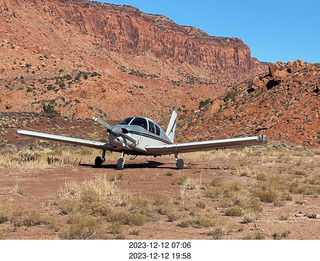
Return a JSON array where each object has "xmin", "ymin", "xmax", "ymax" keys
[
  {"xmin": 179, "ymin": 60, "xmax": 320, "ymax": 148},
  {"xmin": 0, "ymin": 0, "xmax": 266, "ymax": 119}
]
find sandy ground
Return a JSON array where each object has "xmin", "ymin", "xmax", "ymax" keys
[{"xmin": 0, "ymin": 148, "xmax": 320, "ymax": 240}]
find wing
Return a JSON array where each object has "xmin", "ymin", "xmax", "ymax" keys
[
  {"xmin": 17, "ymin": 129, "xmax": 114, "ymax": 151},
  {"xmin": 145, "ymin": 135, "xmax": 267, "ymax": 155}
]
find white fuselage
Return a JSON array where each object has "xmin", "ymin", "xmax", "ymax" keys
[{"xmin": 108, "ymin": 123, "xmax": 172, "ymax": 155}]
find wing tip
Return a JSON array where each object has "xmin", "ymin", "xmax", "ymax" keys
[{"xmin": 259, "ymin": 135, "xmax": 267, "ymax": 144}]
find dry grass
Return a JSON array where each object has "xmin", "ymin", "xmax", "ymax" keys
[
  {"xmin": 0, "ymin": 198, "xmax": 12, "ymax": 224},
  {"xmin": 0, "ymin": 146, "xmax": 116, "ymax": 169},
  {"xmin": 57, "ymin": 175, "xmax": 150, "ymax": 239},
  {"xmin": 59, "ymin": 213, "xmax": 102, "ymax": 239}
]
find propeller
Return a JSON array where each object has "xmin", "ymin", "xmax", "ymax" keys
[{"xmin": 92, "ymin": 117, "xmax": 137, "ymax": 146}]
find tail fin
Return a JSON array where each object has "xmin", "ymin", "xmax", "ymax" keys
[{"xmin": 166, "ymin": 110, "xmax": 178, "ymax": 143}]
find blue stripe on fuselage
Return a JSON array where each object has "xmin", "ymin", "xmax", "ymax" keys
[{"xmin": 128, "ymin": 130, "xmax": 172, "ymax": 145}]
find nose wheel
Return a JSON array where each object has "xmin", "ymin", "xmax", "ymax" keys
[
  {"xmin": 117, "ymin": 158, "xmax": 125, "ymax": 170},
  {"xmin": 116, "ymin": 152, "xmax": 125, "ymax": 170}
]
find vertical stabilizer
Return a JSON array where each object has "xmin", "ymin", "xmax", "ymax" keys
[{"xmin": 166, "ymin": 110, "xmax": 178, "ymax": 143}]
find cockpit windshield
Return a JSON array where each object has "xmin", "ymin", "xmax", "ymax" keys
[
  {"xmin": 130, "ymin": 117, "xmax": 148, "ymax": 130},
  {"xmin": 119, "ymin": 117, "xmax": 161, "ymax": 135},
  {"xmin": 119, "ymin": 117, "xmax": 134, "ymax": 125}
]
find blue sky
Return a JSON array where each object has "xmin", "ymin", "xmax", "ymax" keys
[{"xmin": 97, "ymin": 0, "xmax": 319, "ymax": 63}]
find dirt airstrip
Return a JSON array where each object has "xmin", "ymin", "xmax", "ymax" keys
[{"xmin": 0, "ymin": 146, "xmax": 320, "ymax": 240}]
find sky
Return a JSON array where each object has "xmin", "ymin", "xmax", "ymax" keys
[{"xmin": 95, "ymin": 0, "xmax": 319, "ymax": 63}]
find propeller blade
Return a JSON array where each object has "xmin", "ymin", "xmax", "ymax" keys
[
  {"xmin": 92, "ymin": 117, "xmax": 113, "ymax": 131},
  {"xmin": 121, "ymin": 133, "xmax": 137, "ymax": 145},
  {"xmin": 92, "ymin": 117, "xmax": 137, "ymax": 146}
]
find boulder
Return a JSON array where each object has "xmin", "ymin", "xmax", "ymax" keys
[
  {"xmin": 293, "ymin": 59, "xmax": 304, "ymax": 69},
  {"xmin": 269, "ymin": 63, "xmax": 280, "ymax": 77},
  {"xmin": 206, "ymin": 100, "xmax": 223, "ymax": 116},
  {"xmin": 273, "ymin": 69, "xmax": 288, "ymax": 81}
]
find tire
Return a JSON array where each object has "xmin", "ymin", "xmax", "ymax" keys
[
  {"xmin": 176, "ymin": 159, "xmax": 184, "ymax": 169},
  {"xmin": 117, "ymin": 158, "xmax": 125, "ymax": 170},
  {"xmin": 94, "ymin": 156, "xmax": 103, "ymax": 168}
]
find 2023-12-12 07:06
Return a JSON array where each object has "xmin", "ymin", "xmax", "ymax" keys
[{"xmin": 129, "ymin": 241, "xmax": 192, "ymax": 249}]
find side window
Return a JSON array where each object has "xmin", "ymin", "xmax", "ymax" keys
[
  {"xmin": 155, "ymin": 125, "xmax": 160, "ymax": 136},
  {"xmin": 148, "ymin": 120, "xmax": 155, "ymax": 133}
]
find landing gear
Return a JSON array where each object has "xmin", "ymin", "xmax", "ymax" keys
[
  {"xmin": 116, "ymin": 151, "xmax": 125, "ymax": 170},
  {"xmin": 175, "ymin": 152, "xmax": 184, "ymax": 169},
  {"xmin": 94, "ymin": 150, "xmax": 106, "ymax": 168},
  {"xmin": 117, "ymin": 158, "xmax": 125, "ymax": 170},
  {"xmin": 176, "ymin": 159, "xmax": 184, "ymax": 169},
  {"xmin": 94, "ymin": 156, "xmax": 103, "ymax": 168}
]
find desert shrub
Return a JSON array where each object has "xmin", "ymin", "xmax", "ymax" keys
[
  {"xmin": 209, "ymin": 227, "xmax": 225, "ymax": 240},
  {"xmin": 210, "ymin": 177, "xmax": 225, "ymax": 187},
  {"xmin": 192, "ymin": 215, "xmax": 217, "ymax": 228},
  {"xmin": 178, "ymin": 216, "xmax": 214, "ymax": 229},
  {"xmin": 59, "ymin": 214, "xmax": 101, "ymax": 239},
  {"xmin": 252, "ymin": 177, "xmax": 284, "ymax": 203},
  {"xmin": 272, "ymin": 230, "xmax": 291, "ymax": 240},
  {"xmin": 172, "ymin": 175, "xmax": 190, "ymax": 186},
  {"xmin": 252, "ymin": 187, "xmax": 278, "ymax": 203},
  {"xmin": 109, "ymin": 222, "xmax": 123, "ymax": 235},
  {"xmin": 18, "ymin": 150, "xmax": 42, "ymax": 163},
  {"xmin": 152, "ymin": 192, "xmax": 177, "ymax": 220},
  {"xmin": 59, "ymin": 175, "xmax": 117, "ymax": 202},
  {"xmin": 60, "ymin": 198, "xmax": 113, "ymax": 217},
  {"xmin": 129, "ymin": 197, "xmax": 151, "ymax": 216},
  {"xmin": 22, "ymin": 210, "xmax": 46, "ymax": 227},
  {"xmin": 195, "ymin": 201, "xmax": 206, "ymax": 209},
  {"xmin": 178, "ymin": 220, "xmax": 193, "ymax": 228},
  {"xmin": 223, "ymin": 90, "xmax": 238, "ymax": 103},
  {"xmin": 242, "ymin": 233, "xmax": 265, "ymax": 240},
  {"xmin": 110, "ymin": 209, "xmax": 146, "ymax": 226},
  {"xmin": 0, "ymin": 231, "xmax": 8, "ymax": 239},
  {"xmin": 224, "ymin": 206, "xmax": 243, "ymax": 217},
  {"xmin": 242, "ymin": 209, "xmax": 260, "ymax": 224},
  {"xmin": 0, "ymin": 199, "xmax": 12, "ymax": 224},
  {"xmin": 199, "ymin": 98, "xmax": 212, "ymax": 109},
  {"xmin": 205, "ymin": 186, "xmax": 224, "ymax": 199},
  {"xmin": 42, "ymin": 104, "xmax": 60, "ymax": 115},
  {"xmin": 293, "ymin": 171, "xmax": 307, "ymax": 177},
  {"xmin": 153, "ymin": 192, "xmax": 173, "ymax": 214}
]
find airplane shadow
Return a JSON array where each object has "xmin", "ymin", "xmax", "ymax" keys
[
  {"xmin": 79, "ymin": 160, "xmax": 232, "ymax": 171},
  {"xmin": 79, "ymin": 160, "xmax": 173, "ymax": 170}
]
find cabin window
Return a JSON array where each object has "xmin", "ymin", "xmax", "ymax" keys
[
  {"xmin": 155, "ymin": 124, "xmax": 160, "ymax": 136},
  {"xmin": 148, "ymin": 120, "xmax": 155, "ymax": 133},
  {"xmin": 120, "ymin": 117, "xmax": 134, "ymax": 125},
  {"xmin": 130, "ymin": 117, "xmax": 148, "ymax": 130}
]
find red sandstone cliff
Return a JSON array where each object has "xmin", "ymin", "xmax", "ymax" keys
[{"xmin": 0, "ymin": 0, "xmax": 267, "ymax": 119}]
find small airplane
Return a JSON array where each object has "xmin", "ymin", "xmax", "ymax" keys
[{"xmin": 17, "ymin": 110, "xmax": 267, "ymax": 170}]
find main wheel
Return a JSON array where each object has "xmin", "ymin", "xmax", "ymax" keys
[
  {"xmin": 116, "ymin": 158, "xmax": 125, "ymax": 170},
  {"xmin": 176, "ymin": 159, "xmax": 184, "ymax": 169},
  {"xmin": 94, "ymin": 156, "xmax": 103, "ymax": 168}
]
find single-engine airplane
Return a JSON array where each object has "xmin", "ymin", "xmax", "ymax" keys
[{"xmin": 17, "ymin": 110, "xmax": 267, "ymax": 170}]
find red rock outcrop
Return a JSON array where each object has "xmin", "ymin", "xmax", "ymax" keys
[{"xmin": 179, "ymin": 60, "xmax": 320, "ymax": 148}]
